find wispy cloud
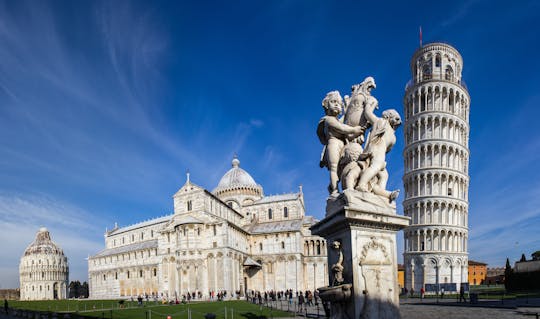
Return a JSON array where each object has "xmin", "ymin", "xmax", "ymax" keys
[
  {"xmin": 440, "ymin": 0, "xmax": 480, "ymax": 27},
  {"xmin": 0, "ymin": 193, "xmax": 105, "ymax": 288}
]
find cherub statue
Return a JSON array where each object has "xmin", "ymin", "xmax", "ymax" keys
[
  {"xmin": 338, "ymin": 141, "xmax": 364, "ymax": 191},
  {"xmin": 317, "ymin": 91, "xmax": 364, "ymax": 197},
  {"xmin": 356, "ymin": 98, "xmax": 401, "ymax": 202}
]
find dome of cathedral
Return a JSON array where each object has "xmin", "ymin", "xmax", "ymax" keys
[
  {"xmin": 217, "ymin": 157, "xmax": 258, "ymax": 188},
  {"xmin": 23, "ymin": 227, "xmax": 64, "ymax": 256},
  {"xmin": 213, "ymin": 156, "xmax": 263, "ymax": 202}
]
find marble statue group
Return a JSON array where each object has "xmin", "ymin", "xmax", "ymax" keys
[{"xmin": 317, "ymin": 76, "xmax": 401, "ymax": 202}]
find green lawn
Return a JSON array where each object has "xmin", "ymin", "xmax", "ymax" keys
[{"xmin": 9, "ymin": 300, "xmax": 292, "ymax": 319}]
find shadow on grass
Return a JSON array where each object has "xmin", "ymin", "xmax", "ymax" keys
[{"xmin": 240, "ymin": 312, "xmax": 267, "ymax": 319}]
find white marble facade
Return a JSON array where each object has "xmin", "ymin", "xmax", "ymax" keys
[
  {"xmin": 19, "ymin": 228, "xmax": 69, "ymax": 300},
  {"xmin": 88, "ymin": 157, "xmax": 327, "ymax": 299},
  {"xmin": 403, "ymin": 43, "xmax": 470, "ymax": 293}
]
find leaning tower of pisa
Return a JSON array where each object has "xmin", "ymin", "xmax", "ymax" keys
[{"xmin": 402, "ymin": 43, "xmax": 470, "ymax": 294}]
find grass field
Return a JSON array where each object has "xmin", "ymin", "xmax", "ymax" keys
[{"xmin": 8, "ymin": 300, "xmax": 292, "ymax": 318}]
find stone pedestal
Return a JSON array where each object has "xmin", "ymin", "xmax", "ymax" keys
[{"xmin": 311, "ymin": 190, "xmax": 410, "ymax": 319}]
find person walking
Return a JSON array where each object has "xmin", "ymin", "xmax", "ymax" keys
[
  {"xmin": 459, "ymin": 288, "xmax": 467, "ymax": 303},
  {"xmin": 420, "ymin": 287, "xmax": 425, "ymax": 301},
  {"xmin": 4, "ymin": 299, "xmax": 8, "ymax": 315}
]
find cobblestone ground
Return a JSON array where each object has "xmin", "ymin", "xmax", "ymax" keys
[{"xmin": 400, "ymin": 303, "xmax": 526, "ymax": 319}]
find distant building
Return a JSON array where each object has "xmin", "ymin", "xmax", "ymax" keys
[
  {"xmin": 468, "ymin": 260, "xmax": 487, "ymax": 285},
  {"xmin": 397, "ymin": 264, "xmax": 405, "ymax": 290},
  {"xmin": 0, "ymin": 289, "xmax": 20, "ymax": 300},
  {"xmin": 19, "ymin": 228, "xmax": 69, "ymax": 300},
  {"xmin": 485, "ymin": 267, "xmax": 505, "ymax": 285},
  {"xmin": 88, "ymin": 156, "xmax": 328, "ymax": 299},
  {"xmin": 515, "ymin": 255, "xmax": 540, "ymax": 273}
]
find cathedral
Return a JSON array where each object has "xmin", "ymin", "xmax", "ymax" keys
[{"xmin": 88, "ymin": 156, "xmax": 328, "ymax": 299}]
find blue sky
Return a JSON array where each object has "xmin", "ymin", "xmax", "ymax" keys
[{"xmin": 0, "ymin": 0, "xmax": 539, "ymax": 288}]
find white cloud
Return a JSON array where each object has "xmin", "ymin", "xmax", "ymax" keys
[{"xmin": 0, "ymin": 194, "xmax": 105, "ymax": 288}]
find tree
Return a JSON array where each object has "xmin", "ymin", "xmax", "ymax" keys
[
  {"xmin": 504, "ymin": 257, "xmax": 513, "ymax": 290},
  {"xmin": 80, "ymin": 282, "xmax": 89, "ymax": 298},
  {"xmin": 69, "ymin": 281, "xmax": 81, "ymax": 298},
  {"xmin": 532, "ymin": 251, "xmax": 540, "ymax": 261},
  {"xmin": 520, "ymin": 254, "xmax": 527, "ymax": 262}
]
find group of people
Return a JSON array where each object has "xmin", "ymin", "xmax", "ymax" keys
[
  {"xmin": 127, "ymin": 290, "xmax": 234, "ymax": 306},
  {"xmin": 402, "ymin": 286, "xmax": 467, "ymax": 302},
  {"xmin": 247, "ymin": 289, "xmax": 320, "ymax": 310}
]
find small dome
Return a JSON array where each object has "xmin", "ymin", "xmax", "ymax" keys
[
  {"xmin": 216, "ymin": 156, "xmax": 257, "ymax": 189},
  {"xmin": 23, "ymin": 227, "xmax": 64, "ymax": 256},
  {"xmin": 213, "ymin": 155, "xmax": 263, "ymax": 200}
]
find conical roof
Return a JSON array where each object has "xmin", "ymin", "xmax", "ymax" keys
[{"xmin": 23, "ymin": 227, "xmax": 64, "ymax": 256}]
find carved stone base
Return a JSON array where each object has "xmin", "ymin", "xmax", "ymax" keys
[
  {"xmin": 312, "ymin": 191, "xmax": 410, "ymax": 319},
  {"xmin": 326, "ymin": 189, "xmax": 396, "ymax": 216}
]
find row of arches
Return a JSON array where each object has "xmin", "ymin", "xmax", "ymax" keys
[
  {"xmin": 92, "ymin": 248, "xmax": 158, "ymax": 266},
  {"xmin": 404, "ymin": 114, "xmax": 468, "ymax": 146},
  {"xmin": 303, "ymin": 239, "xmax": 326, "ymax": 256},
  {"xmin": 413, "ymin": 48, "xmax": 462, "ymax": 84},
  {"xmin": 90, "ymin": 266, "xmax": 160, "ymax": 297},
  {"xmin": 404, "ymin": 228, "xmax": 468, "ymax": 253},
  {"xmin": 407, "ymin": 255, "xmax": 467, "ymax": 268},
  {"xmin": 404, "ymin": 200, "xmax": 468, "ymax": 227},
  {"xmin": 21, "ymin": 282, "xmax": 67, "ymax": 300},
  {"xmin": 214, "ymin": 185, "xmax": 263, "ymax": 199},
  {"xmin": 20, "ymin": 270, "xmax": 68, "ymax": 282},
  {"xmin": 22, "ymin": 257, "xmax": 67, "ymax": 267},
  {"xmin": 403, "ymin": 171, "xmax": 469, "ymax": 201},
  {"xmin": 404, "ymin": 143, "xmax": 468, "ymax": 173},
  {"xmin": 405, "ymin": 83, "xmax": 468, "ymax": 121}
]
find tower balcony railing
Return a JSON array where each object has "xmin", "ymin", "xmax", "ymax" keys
[{"xmin": 405, "ymin": 74, "xmax": 468, "ymax": 91}]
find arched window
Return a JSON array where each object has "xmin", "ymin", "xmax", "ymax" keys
[
  {"xmin": 284, "ymin": 207, "xmax": 288, "ymax": 218},
  {"xmin": 127, "ymin": 271, "xmax": 130, "ymax": 279},
  {"xmin": 153, "ymin": 268, "xmax": 157, "ymax": 276},
  {"xmin": 115, "ymin": 272, "xmax": 118, "ymax": 280},
  {"xmin": 281, "ymin": 242, "xmax": 285, "ymax": 249},
  {"xmin": 140, "ymin": 270, "xmax": 143, "ymax": 277},
  {"xmin": 187, "ymin": 200, "xmax": 192, "ymax": 211},
  {"xmin": 423, "ymin": 65, "xmax": 432, "ymax": 81},
  {"xmin": 445, "ymin": 66, "xmax": 454, "ymax": 81},
  {"xmin": 435, "ymin": 55, "xmax": 441, "ymax": 67},
  {"xmin": 268, "ymin": 208, "xmax": 273, "ymax": 220},
  {"xmin": 213, "ymin": 225, "xmax": 217, "ymax": 236},
  {"xmin": 259, "ymin": 243, "xmax": 263, "ymax": 251}
]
